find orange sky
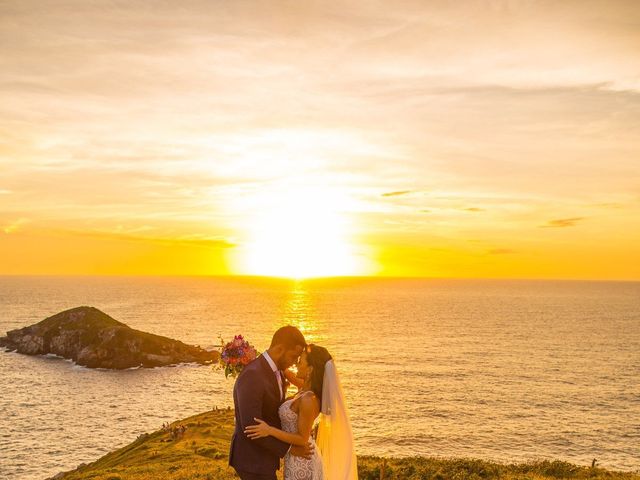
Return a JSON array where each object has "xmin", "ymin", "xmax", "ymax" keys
[{"xmin": 1, "ymin": 1, "xmax": 639, "ymax": 280}]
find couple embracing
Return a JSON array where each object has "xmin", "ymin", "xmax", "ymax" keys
[{"xmin": 229, "ymin": 326, "xmax": 357, "ymax": 480}]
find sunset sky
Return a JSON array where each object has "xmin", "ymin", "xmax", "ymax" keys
[{"xmin": 1, "ymin": 0, "xmax": 639, "ymax": 280}]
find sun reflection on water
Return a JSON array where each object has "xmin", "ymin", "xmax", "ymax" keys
[{"xmin": 282, "ymin": 280, "xmax": 313, "ymax": 334}]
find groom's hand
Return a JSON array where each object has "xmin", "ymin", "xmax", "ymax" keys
[{"xmin": 289, "ymin": 443, "xmax": 314, "ymax": 459}]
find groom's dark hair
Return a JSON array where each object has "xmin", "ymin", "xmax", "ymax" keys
[{"xmin": 270, "ymin": 325, "xmax": 306, "ymax": 350}]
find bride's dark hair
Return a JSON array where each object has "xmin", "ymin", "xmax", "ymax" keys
[{"xmin": 305, "ymin": 344, "xmax": 332, "ymax": 409}]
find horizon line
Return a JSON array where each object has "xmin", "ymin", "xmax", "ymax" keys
[{"xmin": 0, "ymin": 273, "xmax": 638, "ymax": 283}]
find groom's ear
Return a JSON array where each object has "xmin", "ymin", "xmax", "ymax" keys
[{"xmin": 270, "ymin": 344, "xmax": 285, "ymax": 357}]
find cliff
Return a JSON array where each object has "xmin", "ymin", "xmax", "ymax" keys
[
  {"xmin": 0, "ymin": 306, "xmax": 219, "ymax": 369},
  {"xmin": 47, "ymin": 409, "xmax": 639, "ymax": 480}
]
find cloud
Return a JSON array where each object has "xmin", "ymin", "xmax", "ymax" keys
[
  {"xmin": 540, "ymin": 217, "xmax": 585, "ymax": 228},
  {"xmin": 464, "ymin": 207, "xmax": 484, "ymax": 212},
  {"xmin": 589, "ymin": 202, "xmax": 625, "ymax": 209},
  {"xmin": 381, "ymin": 190, "xmax": 413, "ymax": 197},
  {"xmin": 2, "ymin": 218, "xmax": 29, "ymax": 234},
  {"xmin": 487, "ymin": 248, "xmax": 516, "ymax": 255},
  {"xmin": 50, "ymin": 227, "xmax": 236, "ymax": 249}
]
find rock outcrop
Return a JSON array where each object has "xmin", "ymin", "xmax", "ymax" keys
[{"xmin": 0, "ymin": 306, "xmax": 219, "ymax": 369}]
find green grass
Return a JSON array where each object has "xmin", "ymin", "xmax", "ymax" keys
[
  {"xmin": 357, "ymin": 457, "xmax": 640, "ymax": 480},
  {"xmin": 56, "ymin": 409, "xmax": 237, "ymax": 480},
  {"xmin": 53, "ymin": 409, "xmax": 640, "ymax": 480}
]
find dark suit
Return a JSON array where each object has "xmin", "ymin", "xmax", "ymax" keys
[{"xmin": 229, "ymin": 354, "xmax": 290, "ymax": 479}]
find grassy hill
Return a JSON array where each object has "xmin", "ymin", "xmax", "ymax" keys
[{"xmin": 51, "ymin": 409, "xmax": 639, "ymax": 480}]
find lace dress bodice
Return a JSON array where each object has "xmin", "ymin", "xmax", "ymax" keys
[
  {"xmin": 279, "ymin": 395, "xmax": 323, "ymax": 480},
  {"xmin": 278, "ymin": 397, "xmax": 300, "ymax": 434}
]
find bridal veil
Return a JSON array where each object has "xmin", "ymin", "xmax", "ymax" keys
[{"xmin": 315, "ymin": 359, "xmax": 358, "ymax": 480}]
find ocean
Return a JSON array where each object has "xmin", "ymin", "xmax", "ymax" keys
[{"xmin": 0, "ymin": 275, "xmax": 638, "ymax": 479}]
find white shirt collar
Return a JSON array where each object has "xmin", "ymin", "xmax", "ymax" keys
[{"xmin": 262, "ymin": 350, "xmax": 279, "ymax": 372}]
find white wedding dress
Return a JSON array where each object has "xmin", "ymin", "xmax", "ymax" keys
[
  {"xmin": 280, "ymin": 360, "xmax": 357, "ymax": 480},
  {"xmin": 279, "ymin": 395, "xmax": 324, "ymax": 480}
]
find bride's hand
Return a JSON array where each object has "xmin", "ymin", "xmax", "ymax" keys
[
  {"xmin": 284, "ymin": 369, "xmax": 305, "ymax": 388},
  {"xmin": 244, "ymin": 418, "xmax": 272, "ymax": 439}
]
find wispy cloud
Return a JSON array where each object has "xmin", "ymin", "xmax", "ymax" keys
[
  {"xmin": 540, "ymin": 217, "xmax": 585, "ymax": 228},
  {"xmin": 381, "ymin": 190, "xmax": 413, "ymax": 197},
  {"xmin": 589, "ymin": 202, "xmax": 626, "ymax": 209},
  {"xmin": 50, "ymin": 227, "xmax": 236, "ymax": 249},
  {"xmin": 2, "ymin": 218, "xmax": 29, "ymax": 234},
  {"xmin": 487, "ymin": 248, "xmax": 517, "ymax": 255}
]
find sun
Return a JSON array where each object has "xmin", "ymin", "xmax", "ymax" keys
[{"xmin": 229, "ymin": 185, "xmax": 371, "ymax": 279}]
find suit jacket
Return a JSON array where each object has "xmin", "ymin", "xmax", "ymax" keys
[{"xmin": 229, "ymin": 354, "xmax": 290, "ymax": 475}]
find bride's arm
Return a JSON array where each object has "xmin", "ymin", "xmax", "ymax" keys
[
  {"xmin": 245, "ymin": 393, "xmax": 319, "ymax": 446},
  {"xmin": 284, "ymin": 369, "xmax": 304, "ymax": 389}
]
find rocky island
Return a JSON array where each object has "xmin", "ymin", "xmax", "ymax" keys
[{"xmin": 0, "ymin": 306, "xmax": 219, "ymax": 369}]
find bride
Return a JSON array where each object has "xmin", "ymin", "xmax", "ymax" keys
[{"xmin": 244, "ymin": 344, "xmax": 358, "ymax": 480}]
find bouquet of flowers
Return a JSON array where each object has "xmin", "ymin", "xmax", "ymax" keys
[{"xmin": 216, "ymin": 334, "xmax": 258, "ymax": 379}]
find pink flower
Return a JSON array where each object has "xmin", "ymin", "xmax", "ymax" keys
[{"xmin": 216, "ymin": 334, "xmax": 257, "ymax": 379}]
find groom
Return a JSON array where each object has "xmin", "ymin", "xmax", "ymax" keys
[{"xmin": 229, "ymin": 325, "xmax": 313, "ymax": 480}]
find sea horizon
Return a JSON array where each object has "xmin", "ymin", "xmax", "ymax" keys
[{"xmin": 2, "ymin": 273, "xmax": 639, "ymax": 283}]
